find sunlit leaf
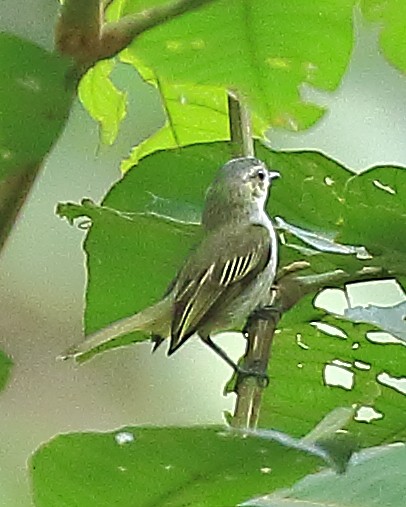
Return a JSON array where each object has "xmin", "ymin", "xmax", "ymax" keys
[
  {"xmin": 78, "ymin": 59, "xmax": 127, "ymax": 145},
  {"xmin": 85, "ymin": 0, "xmax": 359, "ymax": 147}
]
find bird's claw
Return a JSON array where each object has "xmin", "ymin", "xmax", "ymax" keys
[{"xmin": 235, "ymin": 365, "xmax": 269, "ymax": 388}]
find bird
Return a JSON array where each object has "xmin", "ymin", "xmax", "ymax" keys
[{"xmin": 60, "ymin": 156, "xmax": 280, "ymax": 373}]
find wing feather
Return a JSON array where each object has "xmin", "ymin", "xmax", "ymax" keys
[
  {"xmin": 173, "ymin": 264, "xmax": 215, "ymax": 340},
  {"xmin": 168, "ymin": 224, "xmax": 272, "ymax": 354}
]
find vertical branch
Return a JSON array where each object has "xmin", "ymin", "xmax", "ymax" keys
[
  {"xmin": 231, "ymin": 262, "xmax": 355, "ymax": 429},
  {"xmin": 0, "ymin": 164, "xmax": 41, "ymax": 252},
  {"xmin": 231, "ymin": 291, "xmax": 282, "ymax": 428},
  {"xmin": 55, "ymin": 0, "xmax": 103, "ymax": 68},
  {"xmin": 231, "ymin": 312, "xmax": 280, "ymax": 429},
  {"xmin": 227, "ymin": 92, "xmax": 254, "ymax": 158},
  {"xmin": 227, "ymin": 90, "xmax": 277, "ymax": 429}
]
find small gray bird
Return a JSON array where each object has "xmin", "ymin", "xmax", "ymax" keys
[{"xmin": 61, "ymin": 157, "xmax": 280, "ymax": 371}]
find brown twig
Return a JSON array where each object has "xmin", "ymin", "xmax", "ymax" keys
[
  {"xmin": 0, "ymin": 164, "xmax": 42, "ymax": 252},
  {"xmin": 56, "ymin": 0, "xmax": 217, "ymax": 70}
]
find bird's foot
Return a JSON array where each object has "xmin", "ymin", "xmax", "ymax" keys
[
  {"xmin": 243, "ymin": 305, "xmax": 282, "ymax": 335},
  {"xmin": 235, "ymin": 363, "xmax": 269, "ymax": 388}
]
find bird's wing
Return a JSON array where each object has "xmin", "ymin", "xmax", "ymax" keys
[{"xmin": 169, "ymin": 224, "xmax": 272, "ymax": 353}]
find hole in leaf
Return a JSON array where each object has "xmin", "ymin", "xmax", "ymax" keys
[
  {"xmin": 366, "ymin": 332, "xmax": 405, "ymax": 346},
  {"xmin": 311, "ymin": 322, "xmax": 347, "ymax": 339},
  {"xmin": 354, "ymin": 360, "xmax": 371, "ymax": 371},
  {"xmin": 296, "ymin": 333, "xmax": 309, "ymax": 350},
  {"xmin": 373, "ymin": 179, "xmax": 396, "ymax": 194},
  {"xmin": 324, "ymin": 364, "xmax": 354, "ymax": 390},
  {"xmin": 346, "ymin": 279, "xmax": 404, "ymax": 307},
  {"xmin": 332, "ymin": 359, "xmax": 352, "ymax": 368},
  {"xmin": 115, "ymin": 431, "xmax": 135, "ymax": 445},
  {"xmin": 377, "ymin": 372, "xmax": 406, "ymax": 395},
  {"xmin": 314, "ymin": 288, "xmax": 348, "ymax": 316},
  {"xmin": 354, "ymin": 406, "xmax": 383, "ymax": 423}
]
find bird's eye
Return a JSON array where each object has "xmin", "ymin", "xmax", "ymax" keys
[{"xmin": 256, "ymin": 169, "xmax": 266, "ymax": 181}]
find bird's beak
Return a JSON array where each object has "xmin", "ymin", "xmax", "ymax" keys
[{"xmin": 268, "ymin": 171, "xmax": 281, "ymax": 181}]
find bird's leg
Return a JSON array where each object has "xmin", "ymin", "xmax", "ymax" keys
[
  {"xmin": 242, "ymin": 305, "xmax": 281, "ymax": 335},
  {"xmin": 202, "ymin": 335, "xmax": 269, "ymax": 386}
]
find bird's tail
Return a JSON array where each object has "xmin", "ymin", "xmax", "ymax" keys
[{"xmin": 59, "ymin": 297, "xmax": 171, "ymax": 361}]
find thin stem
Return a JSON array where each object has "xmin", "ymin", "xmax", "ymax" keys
[
  {"xmin": 56, "ymin": 0, "xmax": 217, "ymax": 69},
  {"xmin": 55, "ymin": 0, "xmax": 102, "ymax": 66},
  {"xmin": 227, "ymin": 92, "xmax": 254, "ymax": 158}
]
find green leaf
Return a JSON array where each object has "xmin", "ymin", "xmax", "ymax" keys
[
  {"xmin": 58, "ymin": 143, "xmax": 405, "ymax": 447},
  {"xmin": 0, "ymin": 349, "xmax": 12, "ymax": 392},
  {"xmin": 243, "ymin": 443, "xmax": 406, "ymax": 507},
  {"xmin": 338, "ymin": 166, "xmax": 406, "ymax": 275},
  {"xmin": 259, "ymin": 295, "xmax": 406, "ymax": 447},
  {"xmin": 0, "ymin": 33, "xmax": 74, "ymax": 180},
  {"xmin": 361, "ymin": 0, "xmax": 406, "ymax": 73},
  {"xmin": 58, "ymin": 143, "xmax": 405, "ymax": 356},
  {"xmin": 78, "ymin": 59, "xmax": 127, "ymax": 145},
  {"xmin": 246, "ymin": 407, "xmax": 358, "ymax": 474},
  {"xmin": 256, "ymin": 147, "xmax": 406, "ymax": 277},
  {"xmin": 259, "ymin": 147, "xmax": 351, "ymax": 233},
  {"xmin": 98, "ymin": 0, "xmax": 357, "ymax": 137},
  {"xmin": 120, "ymin": 76, "xmax": 230, "ymax": 171},
  {"xmin": 30, "ymin": 426, "xmax": 324, "ymax": 507},
  {"xmin": 82, "ymin": 144, "xmax": 230, "ymax": 342}
]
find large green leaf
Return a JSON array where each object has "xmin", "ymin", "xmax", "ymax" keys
[
  {"xmin": 58, "ymin": 143, "xmax": 405, "ymax": 349},
  {"xmin": 259, "ymin": 295, "xmax": 406, "ymax": 447},
  {"xmin": 84, "ymin": 0, "xmax": 357, "ymax": 144},
  {"xmin": 243, "ymin": 443, "xmax": 406, "ymax": 507},
  {"xmin": 30, "ymin": 426, "xmax": 324, "ymax": 507},
  {"xmin": 81, "ymin": 144, "xmax": 227, "ymax": 340},
  {"xmin": 0, "ymin": 33, "xmax": 74, "ymax": 180},
  {"xmin": 257, "ymin": 147, "xmax": 406, "ymax": 277},
  {"xmin": 58, "ymin": 143, "xmax": 405, "ymax": 446}
]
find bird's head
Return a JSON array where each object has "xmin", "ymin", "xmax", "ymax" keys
[{"xmin": 202, "ymin": 157, "xmax": 280, "ymax": 230}]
